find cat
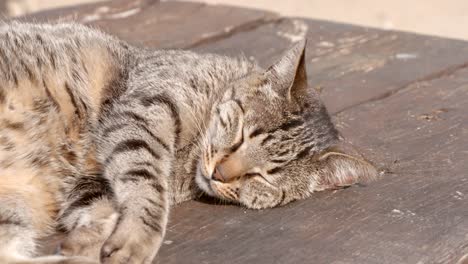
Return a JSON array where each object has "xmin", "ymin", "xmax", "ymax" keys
[{"xmin": 0, "ymin": 21, "xmax": 377, "ymax": 264}]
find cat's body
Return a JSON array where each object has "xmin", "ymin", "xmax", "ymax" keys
[{"xmin": 0, "ymin": 22, "xmax": 376, "ymax": 264}]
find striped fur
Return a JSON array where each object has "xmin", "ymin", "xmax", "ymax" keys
[{"xmin": 0, "ymin": 22, "xmax": 377, "ymax": 264}]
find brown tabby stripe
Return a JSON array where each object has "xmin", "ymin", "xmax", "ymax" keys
[
  {"xmin": 267, "ymin": 167, "xmax": 283, "ymax": 174},
  {"xmin": 105, "ymin": 139, "xmax": 160, "ymax": 165},
  {"xmin": 270, "ymin": 159, "xmax": 287, "ymax": 163},
  {"xmin": 0, "ymin": 47, "xmax": 8, "ymax": 63},
  {"xmin": 49, "ymin": 51, "xmax": 57, "ymax": 70},
  {"xmin": 121, "ymin": 169, "xmax": 157, "ymax": 182},
  {"xmin": 102, "ymin": 123, "xmax": 128, "ymax": 137},
  {"xmin": 80, "ymin": 60, "xmax": 89, "ymax": 76},
  {"xmin": 43, "ymin": 79, "xmax": 60, "ymax": 110},
  {"xmin": 140, "ymin": 215, "xmax": 162, "ymax": 233},
  {"xmin": 229, "ymin": 132, "xmax": 244, "ymax": 153},
  {"xmin": 251, "ymin": 196, "xmax": 258, "ymax": 206},
  {"xmin": 62, "ymin": 148, "xmax": 78, "ymax": 165},
  {"xmin": 1, "ymin": 138, "xmax": 15, "ymax": 151},
  {"xmin": 145, "ymin": 198, "xmax": 165, "ymax": 210},
  {"xmin": 32, "ymin": 99, "xmax": 49, "ymax": 114},
  {"xmin": 204, "ymin": 150, "xmax": 211, "ymax": 165},
  {"xmin": 230, "ymin": 86, "xmax": 237, "ymax": 99},
  {"xmin": 261, "ymin": 135, "xmax": 274, "ymax": 145},
  {"xmin": 0, "ymin": 217, "xmax": 24, "ymax": 227},
  {"xmin": 20, "ymin": 59, "xmax": 35, "ymax": 83},
  {"xmin": 129, "ymin": 162, "xmax": 162, "ymax": 176},
  {"xmin": 189, "ymin": 78, "xmax": 198, "ymax": 91},
  {"xmin": 100, "ymin": 69, "xmax": 130, "ymax": 111},
  {"xmin": 4, "ymin": 120, "xmax": 24, "ymax": 130},
  {"xmin": 216, "ymin": 108, "xmax": 227, "ymax": 128},
  {"xmin": 68, "ymin": 191, "xmax": 105, "ymax": 210},
  {"xmin": 278, "ymin": 119, "xmax": 304, "ymax": 131},
  {"xmin": 36, "ymin": 56, "xmax": 43, "ymax": 69},
  {"xmin": 143, "ymin": 207, "xmax": 162, "ymax": 221},
  {"xmin": 78, "ymin": 95, "xmax": 89, "ymax": 115},
  {"xmin": 98, "ymin": 214, "xmax": 124, "ymax": 248},
  {"xmin": 62, "ymin": 175, "xmax": 113, "ymax": 220},
  {"xmin": 35, "ymin": 34, "xmax": 44, "ymax": 45},
  {"xmin": 64, "ymin": 82, "xmax": 83, "ymax": 118},
  {"xmin": 209, "ymin": 145, "xmax": 215, "ymax": 160},
  {"xmin": 124, "ymin": 113, "xmax": 170, "ymax": 152},
  {"xmin": 30, "ymin": 155, "xmax": 48, "ymax": 167},
  {"xmin": 12, "ymin": 72, "xmax": 19, "ymax": 86},
  {"xmin": 71, "ymin": 68, "xmax": 83, "ymax": 83},
  {"xmin": 189, "ymin": 157, "xmax": 199, "ymax": 178},
  {"xmin": 225, "ymin": 187, "xmax": 238, "ymax": 200},
  {"xmin": 226, "ymin": 114, "xmax": 233, "ymax": 128},
  {"xmin": 117, "ymin": 110, "xmax": 146, "ymax": 123},
  {"xmin": 0, "ymin": 90, "xmax": 5, "ymax": 104},
  {"xmin": 249, "ymin": 128, "xmax": 264, "ymax": 138},
  {"xmin": 244, "ymin": 172, "xmax": 261, "ymax": 179},
  {"xmin": 276, "ymin": 190, "xmax": 287, "ymax": 206},
  {"xmin": 134, "ymin": 161, "xmax": 155, "ymax": 167},
  {"xmin": 295, "ymin": 145, "xmax": 313, "ymax": 160},
  {"xmin": 149, "ymin": 181, "xmax": 165, "ymax": 193},
  {"xmin": 233, "ymin": 99, "xmax": 244, "ymax": 113},
  {"xmin": 139, "ymin": 93, "xmax": 181, "ymax": 147},
  {"xmin": 104, "ymin": 115, "xmax": 170, "ymax": 152}
]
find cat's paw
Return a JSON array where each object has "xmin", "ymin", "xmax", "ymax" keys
[
  {"xmin": 100, "ymin": 217, "xmax": 163, "ymax": 264},
  {"xmin": 60, "ymin": 207, "xmax": 118, "ymax": 261},
  {"xmin": 61, "ymin": 225, "xmax": 110, "ymax": 261}
]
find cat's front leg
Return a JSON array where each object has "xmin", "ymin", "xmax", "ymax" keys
[
  {"xmin": 59, "ymin": 188, "xmax": 118, "ymax": 261},
  {"xmin": 99, "ymin": 139, "xmax": 171, "ymax": 264},
  {"xmin": 100, "ymin": 184, "xmax": 168, "ymax": 264},
  {"xmin": 97, "ymin": 95, "xmax": 178, "ymax": 264}
]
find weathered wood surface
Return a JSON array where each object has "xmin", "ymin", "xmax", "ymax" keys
[{"xmin": 21, "ymin": 0, "xmax": 468, "ymax": 263}]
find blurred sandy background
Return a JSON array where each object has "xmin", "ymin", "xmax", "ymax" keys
[{"xmin": 2, "ymin": 0, "xmax": 468, "ymax": 40}]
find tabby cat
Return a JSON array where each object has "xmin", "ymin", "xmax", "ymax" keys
[{"xmin": 0, "ymin": 22, "xmax": 377, "ymax": 264}]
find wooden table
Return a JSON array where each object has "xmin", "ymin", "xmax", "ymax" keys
[{"xmin": 22, "ymin": 0, "xmax": 468, "ymax": 263}]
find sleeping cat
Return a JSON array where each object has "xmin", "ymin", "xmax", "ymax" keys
[{"xmin": 0, "ymin": 22, "xmax": 377, "ymax": 264}]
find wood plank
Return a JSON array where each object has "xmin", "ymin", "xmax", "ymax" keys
[
  {"xmin": 20, "ymin": 0, "xmax": 278, "ymax": 49},
  {"xmin": 333, "ymin": 66, "xmax": 468, "ymax": 264}
]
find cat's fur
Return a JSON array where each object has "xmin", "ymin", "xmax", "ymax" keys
[{"xmin": 0, "ymin": 21, "xmax": 377, "ymax": 264}]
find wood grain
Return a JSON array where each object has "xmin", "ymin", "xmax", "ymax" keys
[{"xmin": 20, "ymin": 0, "xmax": 468, "ymax": 263}]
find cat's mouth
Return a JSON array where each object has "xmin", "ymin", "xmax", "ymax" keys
[
  {"xmin": 195, "ymin": 163, "xmax": 216, "ymax": 196},
  {"xmin": 195, "ymin": 162, "xmax": 240, "ymax": 201}
]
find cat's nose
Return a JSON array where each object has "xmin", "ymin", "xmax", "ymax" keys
[
  {"xmin": 212, "ymin": 165, "xmax": 227, "ymax": 182},
  {"xmin": 212, "ymin": 157, "xmax": 246, "ymax": 182}
]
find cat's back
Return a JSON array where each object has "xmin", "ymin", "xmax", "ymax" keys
[
  {"xmin": 0, "ymin": 21, "xmax": 129, "ymax": 95},
  {"xmin": 0, "ymin": 22, "xmax": 130, "ymax": 192},
  {"xmin": 0, "ymin": 21, "xmax": 135, "ymax": 124}
]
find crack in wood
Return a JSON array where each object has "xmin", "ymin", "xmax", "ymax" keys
[
  {"xmin": 333, "ymin": 61, "xmax": 468, "ymax": 116},
  {"xmin": 183, "ymin": 16, "xmax": 284, "ymax": 49}
]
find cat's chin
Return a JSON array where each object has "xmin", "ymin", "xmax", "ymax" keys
[{"xmin": 195, "ymin": 164, "xmax": 216, "ymax": 197}]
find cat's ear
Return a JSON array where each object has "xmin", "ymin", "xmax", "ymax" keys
[
  {"xmin": 266, "ymin": 39, "xmax": 308, "ymax": 101},
  {"xmin": 315, "ymin": 143, "xmax": 378, "ymax": 189}
]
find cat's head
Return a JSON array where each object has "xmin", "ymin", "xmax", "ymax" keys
[{"xmin": 196, "ymin": 40, "xmax": 377, "ymax": 209}]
